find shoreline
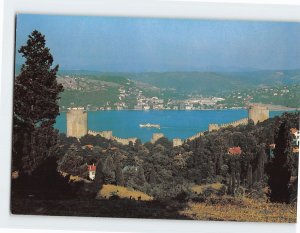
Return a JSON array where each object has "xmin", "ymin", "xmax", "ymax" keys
[{"xmin": 59, "ymin": 107, "xmax": 298, "ymax": 113}]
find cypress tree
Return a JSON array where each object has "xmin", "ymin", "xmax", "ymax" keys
[
  {"xmin": 266, "ymin": 120, "xmax": 293, "ymax": 203},
  {"xmin": 103, "ymin": 156, "xmax": 116, "ymax": 184},
  {"xmin": 114, "ymin": 157, "xmax": 125, "ymax": 186},
  {"xmin": 13, "ymin": 30, "xmax": 63, "ymax": 174},
  {"xmin": 247, "ymin": 164, "xmax": 253, "ymax": 189}
]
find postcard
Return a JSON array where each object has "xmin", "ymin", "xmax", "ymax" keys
[{"xmin": 11, "ymin": 14, "xmax": 300, "ymax": 223}]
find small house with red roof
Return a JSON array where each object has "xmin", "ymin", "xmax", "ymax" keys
[
  {"xmin": 290, "ymin": 128, "xmax": 299, "ymax": 146},
  {"xmin": 228, "ymin": 146, "xmax": 242, "ymax": 156},
  {"xmin": 88, "ymin": 164, "xmax": 96, "ymax": 180}
]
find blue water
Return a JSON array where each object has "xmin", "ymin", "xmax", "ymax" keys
[{"xmin": 55, "ymin": 110, "xmax": 288, "ymax": 143}]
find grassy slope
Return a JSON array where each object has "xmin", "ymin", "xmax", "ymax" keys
[
  {"xmin": 181, "ymin": 198, "xmax": 297, "ymax": 223},
  {"xmin": 98, "ymin": 184, "xmax": 152, "ymax": 201}
]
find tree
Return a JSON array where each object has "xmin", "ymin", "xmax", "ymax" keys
[
  {"xmin": 13, "ymin": 30, "xmax": 63, "ymax": 174},
  {"xmin": 266, "ymin": 120, "xmax": 293, "ymax": 203},
  {"xmin": 102, "ymin": 156, "xmax": 116, "ymax": 184},
  {"xmin": 57, "ymin": 144, "xmax": 87, "ymax": 177},
  {"xmin": 114, "ymin": 156, "xmax": 125, "ymax": 186}
]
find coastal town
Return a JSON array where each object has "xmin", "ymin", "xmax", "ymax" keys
[{"xmin": 58, "ymin": 75, "xmax": 299, "ymax": 111}]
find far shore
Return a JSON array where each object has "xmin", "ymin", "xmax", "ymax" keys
[{"xmin": 59, "ymin": 105, "xmax": 298, "ymax": 113}]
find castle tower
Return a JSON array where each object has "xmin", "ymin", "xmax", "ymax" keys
[
  {"xmin": 173, "ymin": 138, "xmax": 183, "ymax": 147},
  {"xmin": 66, "ymin": 107, "xmax": 88, "ymax": 138},
  {"xmin": 248, "ymin": 105, "xmax": 269, "ymax": 124},
  {"xmin": 151, "ymin": 133, "xmax": 164, "ymax": 144}
]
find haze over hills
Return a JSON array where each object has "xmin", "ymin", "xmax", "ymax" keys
[
  {"xmin": 15, "ymin": 64, "xmax": 300, "ymax": 109},
  {"xmin": 55, "ymin": 69, "xmax": 300, "ymax": 94}
]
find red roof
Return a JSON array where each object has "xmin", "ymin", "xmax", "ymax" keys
[
  {"xmin": 88, "ymin": 165, "xmax": 96, "ymax": 171},
  {"xmin": 290, "ymin": 128, "xmax": 299, "ymax": 134},
  {"xmin": 269, "ymin": 144, "xmax": 276, "ymax": 149},
  {"xmin": 228, "ymin": 146, "xmax": 242, "ymax": 155}
]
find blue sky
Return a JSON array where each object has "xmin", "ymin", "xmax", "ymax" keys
[{"xmin": 15, "ymin": 14, "xmax": 300, "ymax": 72}]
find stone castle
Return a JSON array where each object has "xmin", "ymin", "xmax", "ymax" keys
[
  {"xmin": 171, "ymin": 105, "xmax": 269, "ymax": 147},
  {"xmin": 66, "ymin": 108, "xmax": 137, "ymax": 145},
  {"xmin": 67, "ymin": 105, "xmax": 269, "ymax": 147},
  {"xmin": 66, "ymin": 107, "xmax": 88, "ymax": 138},
  {"xmin": 248, "ymin": 105, "xmax": 269, "ymax": 124}
]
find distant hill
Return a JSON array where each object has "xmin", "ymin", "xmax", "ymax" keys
[
  {"xmin": 15, "ymin": 64, "xmax": 300, "ymax": 108},
  {"xmin": 15, "ymin": 64, "xmax": 300, "ymax": 94},
  {"xmin": 125, "ymin": 70, "xmax": 300, "ymax": 94}
]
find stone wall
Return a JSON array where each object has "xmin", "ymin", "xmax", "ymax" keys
[
  {"xmin": 66, "ymin": 108, "xmax": 88, "ymax": 138},
  {"xmin": 88, "ymin": 130, "xmax": 136, "ymax": 145},
  {"xmin": 151, "ymin": 133, "xmax": 165, "ymax": 144},
  {"xmin": 173, "ymin": 138, "xmax": 183, "ymax": 147},
  {"xmin": 208, "ymin": 118, "xmax": 248, "ymax": 132},
  {"xmin": 186, "ymin": 131, "xmax": 205, "ymax": 141}
]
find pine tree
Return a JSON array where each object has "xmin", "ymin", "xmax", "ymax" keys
[{"xmin": 13, "ymin": 30, "xmax": 63, "ymax": 174}]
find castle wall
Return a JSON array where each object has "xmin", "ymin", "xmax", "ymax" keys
[
  {"xmin": 187, "ymin": 132, "xmax": 205, "ymax": 141},
  {"xmin": 173, "ymin": 138, "xmax": 183, "ymax": 147},
  {"xmin": 88, "ymin": 130, "xmax": 136, "ymax": 145},
  {"xmin": 151, "ymin": 133, "xmax": 164, "ymax": 144},
  {"xmin": 112, "ymin": 136, "xmax": 137, "ymax": 145},
  {"xmin": 248, "ymin": 105, "xmax": 269, "ymax": 124},
  {"xmin": 67, "ymin": 108, "xmax": 88, "ymax": 138},
  {"xmin": 208, "ymin": 118, "xmax": 248, "ymax": 132}
]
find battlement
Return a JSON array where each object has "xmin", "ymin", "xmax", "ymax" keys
[
  {"xmin": 187, "ymin": 131, "xmax": 205, "ymax": 141},
  {"xmin": 208, "ymin": 124, "xmax": 219, "ymax": 132},
  {"xmin": 88, "ymin": 130, "xmax": 113, "ymax": 140},
  {"xmin": 88, "ymin": 130, "xmax": 136, "ymax": 145},
  {"xmin": 151, "ymin": 133, "xmax": 164, "ymax": 144},
  {"xmin": 112, "ymin": 136, "xmax": 137, "ymax": 145},
  {"xmin": 173, "ymin": 138, "xmax": 183, "ymax": 147},
  {"xmin": 208, "ymin": 118, "xmax": 248, "ymax": 132}
]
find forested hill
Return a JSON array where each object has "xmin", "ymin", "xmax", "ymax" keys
[
  {"xmin": 15, "ymin": 64, "xmax": 300, "ymax": 95},
  {"xmin": 125, "ymin": 70, "xmax": 300, "ymax": 94},
  {"xmin": 14, "ymin": 65, "xmax": 300, "ymax": 109}
]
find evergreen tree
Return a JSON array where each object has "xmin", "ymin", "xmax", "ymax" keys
[
  {"xmin": 102, "ymin": 156, "xmax": 116, "ymax": 184},
  {"xmin": 92, "ymin": 159, "xmax": 104, "ymax": 196},
  {"xmin": 57, "ymin": 144, "xmax": 87, "ymax": 177},
  {"xmin": 247, "ymin": 164, "xmax": 253, "ymax": 189},
  {"xmin": 266, "ymin": 120, "xmax": 293, "ymax": 203},
  {"xmin": 136, "ymin": 166, "xmax": 146, "ymax": 186},
  {"xmin": 114, "ymin": 157, "xmax": 125, "ymax": 186},
  {"xmin": 13, "ymin": 30, "xmax": 63, "ymax": 174}
]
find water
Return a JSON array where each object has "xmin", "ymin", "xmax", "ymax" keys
[{"xmin": 55, "ymin": 110, "xmax": 288, "ymax": 143}]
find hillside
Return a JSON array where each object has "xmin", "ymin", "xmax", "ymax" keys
[
  {"xmin": 15, "ymin": 65, "xmax": 300, "ymax": 109},
  {"xmin": 124, "ymin": 70, "xmax": 300, "ymax": 94}
]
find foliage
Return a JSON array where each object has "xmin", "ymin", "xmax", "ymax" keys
[
  {"xmin": 12, "ymin": 30, "xmax": 63, "ymax": 174},
  {"xmin": 266, "ymin": 119, "xmax": 293, "ymax": 203}
]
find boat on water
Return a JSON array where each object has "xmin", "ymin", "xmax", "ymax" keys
[{"xmin": 139, "ymin": 123, "xmax": 160, "ymax": 129}]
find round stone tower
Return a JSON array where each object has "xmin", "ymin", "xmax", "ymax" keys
[
  {"xmin": 248, "ymin": 105, "xmax": 269, "ymax": 124},
  {"xmin": 66, "ymin": 107, "xmax": 88, "ymax": 138}
]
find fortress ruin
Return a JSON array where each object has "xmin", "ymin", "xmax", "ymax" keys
[
  {"xmin": 66, "ymin": 108, "xmax": 137, "ymax": 145},
  {"xmin": 66, "ymin": 107, "xmax": 88, "ymax": 138},
  {"xmin": 151, "ymin": 133, "xmax": 165, "ymax": 144},
  {"xmin": 67, "ymin": 105, "xmax": 269, "ymax": 147},
  {"xmin": 248, "ymin": 105, "xmax": 269, "ymax": 124},
  {"xmin": 208, "ymin": 105, "xmax": 269, "ymax": 132}
]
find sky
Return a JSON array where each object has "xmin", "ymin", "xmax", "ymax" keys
[{"xmin": 15, "ymin": 14, "xmax": 300, "ymax": 72}]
